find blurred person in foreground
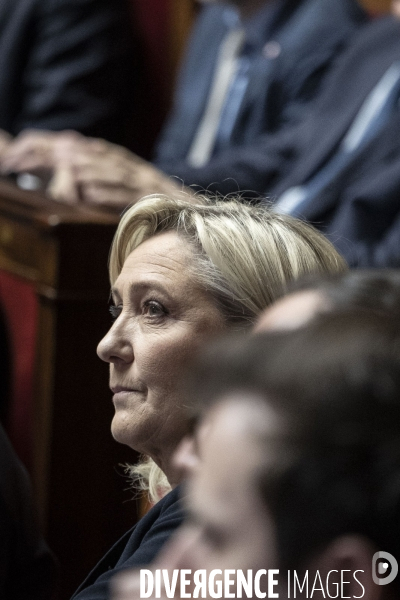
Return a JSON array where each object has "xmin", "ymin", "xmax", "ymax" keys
[
  {"xmin": 0, "ymin": 0, "xmax": 366, "ymax": 201},
  {"xmin": 69, "ymin": 194, "xmax": 345, "ymax": 600},
  {"xmin": 113, "ymin": 310, "xmax": 400, "ymax": 599},
  {"xmin": 170, "ymin": 268, "xmax": 400, "ymax": 478},
  {"xmin": 0, "ymin": 422, "xmax": 57, "ymax": 599},
  {"xmin": 255, "ymin": 268, "xmax": 400, "ymax": 332}
]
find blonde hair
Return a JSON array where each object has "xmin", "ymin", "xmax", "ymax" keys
[{"xmin": 109, "ymin": 194, "xmax": 347, "ymax": 502}]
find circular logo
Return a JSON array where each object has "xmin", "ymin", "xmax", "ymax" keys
[{"xmin": 372, "ymin": 551, "xmax": 398, "ymax": 586}]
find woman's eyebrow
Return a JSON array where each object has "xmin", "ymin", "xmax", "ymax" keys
[
  {"xmin": 130, "ymin": 281, "xmax": 170, "ymax": 294},
  {"xmin": 111, "ymin": 280, "xmax": 174, "ymax": 300}
]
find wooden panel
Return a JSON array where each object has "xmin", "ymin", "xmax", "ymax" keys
[
  {"xmin": 360, "ymin": 0, "xmax": 391, "ymax": 13},
  {"xmin": 169, "ymin": 0, "xmax": 197, "ymax": 78},
  {"xmin": 0, "ymin": 178, "xmax": 139, "ymax": 599},
  {"xmin": 0, "ymin": 216, "xmax": 42, "ymax": 281}
]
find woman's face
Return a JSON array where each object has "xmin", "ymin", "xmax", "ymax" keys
[{"xmin": 97, "ymin": 231, "xmax": 226, "ymax": 481}]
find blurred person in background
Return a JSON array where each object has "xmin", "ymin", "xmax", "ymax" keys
[
  {"xmin": 153, "ymin": 0, "xmax": 367, "ymax": 181},
  {"xmin": 70, "ymin": 194, "xmax": 346, "ymax": 600},
  {"xmin": 0, "ymin": 0, "xmax": 140, "ymax": 157},
  {"xmin": 0, "ymin": 0, "xmax": 367, "ymax": 202},
  {"xmin": 11, "ymin": 3, "xmax": 400, "ymax": 269},
  {"xmin": 113, "ymin": 310, "xmax": 400, "ymax": 600}
]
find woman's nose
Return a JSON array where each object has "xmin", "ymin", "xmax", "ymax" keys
[{"xmin": 97, "ymin": 322, "xmax": 134, "ymax": 364}]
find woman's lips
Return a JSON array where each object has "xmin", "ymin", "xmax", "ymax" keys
[{"xmin": 110, "ymin": 386, "xmax": 145, "ymax": 404}]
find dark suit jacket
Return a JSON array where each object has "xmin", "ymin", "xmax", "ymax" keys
[
  {"xmin": 0, "ymin": 424, "xmax": 56, "ymax": 600},
  {"xmin": 154, "ymin": 0, "xmax": 367, "ymax": 175},
  {"xmin": 71, "ymin": 486, "xmax": 185, "ymax": 600},
  {"xmin": 0, "ymin": 0, "xmax": 137, "ymax": 145},
  {"xmin": 268, "ymin": 16, "xmax": 400, "ymax": 267}
]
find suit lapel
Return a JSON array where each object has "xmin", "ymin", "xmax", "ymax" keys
[
  {"xmin": 275, "ymin": 25, "xmax": 400, "ymax": 197},
  {"xmin": 299, "ymin": 111, "xmax": 400, "ymax": 222},
  {"xmin": 234, "ymin": 0, "xmax": 309, "ymax": 140}
]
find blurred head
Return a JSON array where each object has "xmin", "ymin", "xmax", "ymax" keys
[
  {"xmin": 170, "ymin": 395, "xmax": 280, "ymax": 580},
  {"xmin": 254, "ymin": 287, "xmax": 327, "ymax": 332},
  {"xmin": 167, "ymin": 311, "xmax": 400, "ymax": 598},
  {"xmin": 97, "ymin": 194, "xmax": 346, "ymax": 497},
  {"xmin": 392, "ymin": 0, "xmax": 400, "ymax": 19},
  {"xmin": 256, "ymin": 269, "xmax": 400, "ymax": 333}
]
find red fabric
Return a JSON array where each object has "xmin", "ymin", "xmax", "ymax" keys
[
  {"xmin": 126, "ymin": 0, "xmax": 172, "ymax": 156},
  {"xmin": 0, "ymin": 271, "xmax": 38, "ymax": 470}
]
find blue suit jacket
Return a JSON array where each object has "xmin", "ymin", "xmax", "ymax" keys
[
  {"xmin": 267, "ymin": 16, "xmax": 400, "ymax": 267},
  {"xmin": 154, "ymin": 0, "xmax": 367, "ymax": 176}
]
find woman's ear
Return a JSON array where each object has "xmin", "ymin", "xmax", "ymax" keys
[{"xmin": 304, "ymin": 535, "xmax": 387, "ymax": 600}]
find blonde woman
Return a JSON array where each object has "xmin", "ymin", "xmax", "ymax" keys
[{"xmin": 72, "ymin": 195, "xmax": 346, "ymax": 600}]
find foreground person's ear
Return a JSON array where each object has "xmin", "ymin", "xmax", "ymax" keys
[{"xmin": 173, "ymin": 435, "xmax": 199, "ymax": 478}]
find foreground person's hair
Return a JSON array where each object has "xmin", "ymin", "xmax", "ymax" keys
[
  {"xmin": 109, "ymin": 194, "xmax": 347, "ymax": 502},
  {"xmin": 285, "ymin": 268, "xmax": 400, "ymax": 315},
  {"xmin": 189, "ymin": 311, "xmax": 400, "ymax": 589}
]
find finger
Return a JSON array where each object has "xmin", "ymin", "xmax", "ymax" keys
[
  {"xmin": 86, "ymin": 137, "xmax": 113, "ymax": 154},
  {"xmin": 82, "ymin": 182, "xmax": 137, "ymax": 209},
  {"xmin": 13, "ymin": 128, "xmax": 81, "ymax": 146},
  {"xmin": 51, "ymin": 145, "xmax": 115, "ymax": 175},
  {"xmin": 2, "ymin": 156, "xmax": 55, "ymax": 175},
  {"xmin": 52, "ymin": 133, "xmax": 92, "ymax": 162},
  {"xmin": 1, "ymin": 129, "xmax": 82, "ymax": 173},
  {"xmin": 2, "ymin": 136, "xmax": 54, "ymax": 173},
  {"xmin": 75, "ymin": 161, "xmax": 136, "ymax": 186},
  {"xmin": 48, "ymin": 164, "xmax": 81, "ymax": 204},
  {"xmin": 86, "ymin": 137, "xmax": 137, "ymax": 161},
  {"xmin": 0, "ymin": 129, "xmax": 13, "ymax": 144},
  {"xmin": 0, "ymin": 131, "xmax": 13, "ymax": 160}
]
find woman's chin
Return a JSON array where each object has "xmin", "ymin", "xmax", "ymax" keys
[{"xmin": 110, "ymin": 413, "xmax": 136, "ymax": 447}]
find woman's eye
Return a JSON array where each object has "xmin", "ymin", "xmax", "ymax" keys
[
  {"xmin": 109, "ymin": 304, "xmax": 122, "ymax": 322},
  {"xmin": 143, "ymin": 300, "xmax": 166, "ymax": 318}
]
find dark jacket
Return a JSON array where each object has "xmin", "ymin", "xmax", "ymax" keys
[
  {"xmin": 154, "ymin": 0, "xmax": 367, "ymax": 176},
  {"xmin": 71, "ymin": 486, "xmax": 185, "ymax": 600},
  {"xmin": 0, "ymin": 0, "xmax": 137, "ymax": 145},
  {"xmin": 157, "ymin": 14, "xmax": 400, "ymax": 267},
  {"xmin": 268, "ymin": 16, "xmax": 400, "ymax": 267},
  {"xmin": 0, "ymin": 424, "xmax": 57, "ymax": 600}
]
